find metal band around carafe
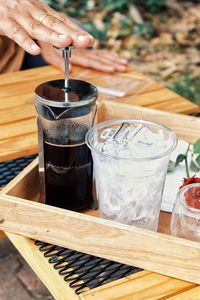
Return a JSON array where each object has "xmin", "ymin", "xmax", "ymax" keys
[{"xmin": 35, "ymin": 79, "xmax": 98, "ymax": 108}]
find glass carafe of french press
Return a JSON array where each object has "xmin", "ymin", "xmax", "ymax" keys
[{"xmin": 35, "ymin": 47, "xmax": 98, "ymax": 211}]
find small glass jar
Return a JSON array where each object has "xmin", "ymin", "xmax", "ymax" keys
[{"xmin": 171, "ymin": 183, "xmax": 200, "ymax": 242}]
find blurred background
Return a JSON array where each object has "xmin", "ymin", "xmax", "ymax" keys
[
  {"xmin": 1, "ymin": 1, "xmax": 199, "ymax": 299},
  {"xmin": 46, "ymin": 0, "xmax": 200, "ymax": 105}
]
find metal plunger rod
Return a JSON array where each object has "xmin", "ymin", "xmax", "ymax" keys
[{"xmin": 61, "ymin": 46, "xmax": 72, "ymax": 89}]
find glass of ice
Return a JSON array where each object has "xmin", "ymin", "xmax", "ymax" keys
[
  {"xmin": 171, "ymin": 183, "xmax": 200, "ymax": 242},
  {"xmin": 86, "ymin": 119, "xmax": 177, "ymax": 231}
]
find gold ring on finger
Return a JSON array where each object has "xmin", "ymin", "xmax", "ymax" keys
[{"xmin": 39, "ymin": 13, "xmax": 53, "ymax": 24}]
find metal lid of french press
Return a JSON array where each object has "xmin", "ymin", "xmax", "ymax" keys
[{"xmin": 35, "ymin": 46, "xmax": 98, "ymax": 108}]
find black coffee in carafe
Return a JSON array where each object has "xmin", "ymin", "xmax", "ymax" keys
[
  {"xmin": 35, "ymin": 78, "xmax": 97, "ymax": 211},
  {"xmin": 44, "ymin": 139, "xmax": 92, "ymax": 210}
]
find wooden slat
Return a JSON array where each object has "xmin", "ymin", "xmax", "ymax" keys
[
  {"xmin": 0, "ymin": 105, "xmax": 35, "ymax": 125},
  {"xmin": 127, "ymin": 86, "xmax": 182, "ymax": 102},
  {"xmin": 145, "ymin": 98, "xmax": 196, "ymax": 114},
  {"xmin": 0, "ymin": 76, "xmax": 60, "ymax": 98},
  {"xmin": 140, "ymin": 81, "xmax": 164, "ymax": 93},
  {"xmin": 81, "ymin": 271, "xmax": 195, "ymax": 300},
  {"xmin": 6, "ymin": 232, "xmax": 79, "ymax": 300},
  {"xmin": 0, "ymin": 190, "xmax": 200, "ymax": 284},
  {"xmin": 126, "ymin": 94, "xmax": 197, "ymax": 114},
  {"xmin": 166, "ymin": 286, "xmax": 200, "ymax": 299},
  {"xmin": 86, "ymin": 210, "xmax": 171, "ymax": 236},
  {"xmin": 0, "ymin": 132, "xmax": 37, "ymax": 162},
  {"xmin": 0, "ymin": 93, "xmax": 34, "ymax": 110},
  {"xmin": 0, "ymin": 118, "xmax": 36, "ymax": 140},
  {"xmin": 0, "ymin": 65, "xmax": 62, "ymax": 86}
]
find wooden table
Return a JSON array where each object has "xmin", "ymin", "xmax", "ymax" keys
[{"xmin": 1, "ymin": 66, "xmax": 200, "ymax": 299}]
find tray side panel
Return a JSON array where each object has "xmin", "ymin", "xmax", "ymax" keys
[
  {"xmin": 2, "ymin": 158, "xmax": 39, "ymax": 200},
  {"xmin": 81, "ymin": 271, "xmax": 196, "ymax": 300},
  {"xmin": 0, "ymin": 193, "xmax": 199, "ymax": 285}
]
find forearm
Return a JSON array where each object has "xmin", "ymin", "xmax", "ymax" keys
[{"xmin": 0, "ymin": 36, "xmax": 25, "ymax": 73}]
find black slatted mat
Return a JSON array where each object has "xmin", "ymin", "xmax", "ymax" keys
[
  {"xmin": 0, "ymin": 155, "xmax": 143, "ymax": 294},
  {"xmin": 35, "ymin": 241, "xmax": 142, "ymax": 294},
  {"xmin": 0, "ymin": 154, "xmax": 37, "ymax": 186}
]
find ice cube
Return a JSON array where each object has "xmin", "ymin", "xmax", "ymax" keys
[
  {"xmin": 95, "ymin": 123, "xmax": 171, "ymax": 160},
  {"xmin": 112, "ymin": 122, "xmax": 131, "ymax": 144}
]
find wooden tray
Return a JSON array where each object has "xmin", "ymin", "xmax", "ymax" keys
[{"xmin": 0, "ymin": 100, "xmax": 200, "ymax": 285}]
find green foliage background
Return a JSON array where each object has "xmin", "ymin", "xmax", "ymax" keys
[{"xmin": 44, "ymin": 0, "xmax": 164, "ymax": 40}]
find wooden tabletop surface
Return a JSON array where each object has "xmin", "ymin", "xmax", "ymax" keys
[
  {"xmin": 0, "ymin": 65, "xmax": 199, "ymax": 163},
  {"xmin": 1, "ymin": 65, "xmax": 200, "ymax": 299}
]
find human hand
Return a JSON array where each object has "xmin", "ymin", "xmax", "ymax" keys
[
  {"xmin": 0, "ymin": 0, "xmax": 94, "ymax": 55},
  {"xmin": 39, "ymin": 42, "xmax": 128, "ymax": 73},
  {"xmin": 71, "ymin": 49, "xmax": 128, "ymax": 73}
]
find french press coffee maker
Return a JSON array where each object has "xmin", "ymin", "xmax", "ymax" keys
[{"xmin": 35, "ymin": 47, "xmax": 98, "ymax": 211}]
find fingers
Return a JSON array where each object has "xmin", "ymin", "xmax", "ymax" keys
[
  {"xmin": 40, "ymin": 6, "xmax": 95, "ymax": 48},
  {"xmin": 0, "ymin": 18, "xmax": 41, "ymax": 55},
  {"xmin": 15, "ymin": 13, "xmax": 73, "ymax": 49},
  {"xmin": 0, "ymin": 0, "xmax": 95, "ymax": 54},
  {"xmin": 39, "ymin": 16, "xmax": 94, "ymax": 48},
  {"xmin": 28, "ymin": 1, "xmax": 95, "ymax": 48},
  {"xmin": 97, "ymin": 50, "xmax": 128, "ymax": 65},
  {"xmin": 39, "ymin": 41, "xmax": 127, "ymax": 74},
  {"xmin": 88, "ymin": 52, "xmax": 127, "ymax": 72},
  {"xmin": 70, "ymin": 53, "xmax": 115, "ymax": 72},
  {"xmin": 70, "ymin": 49, "xmax": 128, "ymax": 73},
  {"xmin": 39, "ymin": 15, "xmax": 94, "ymax": 48}
]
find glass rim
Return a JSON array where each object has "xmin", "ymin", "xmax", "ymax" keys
[
  {"xmin": 86, "ymin": 118, "xmax": 177, "ymax": 161},
  {"xmin": 178, "ymin": 182, "xmax": 200, "ymax": 213}
]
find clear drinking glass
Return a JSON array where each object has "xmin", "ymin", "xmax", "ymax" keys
[
  {"xmin": 171, "ymin": 183, "xmax": 200, "ymax": 242},
  {"xmin": 86, "ymin": 118, "xmax": 177, "ymax": 231}
]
